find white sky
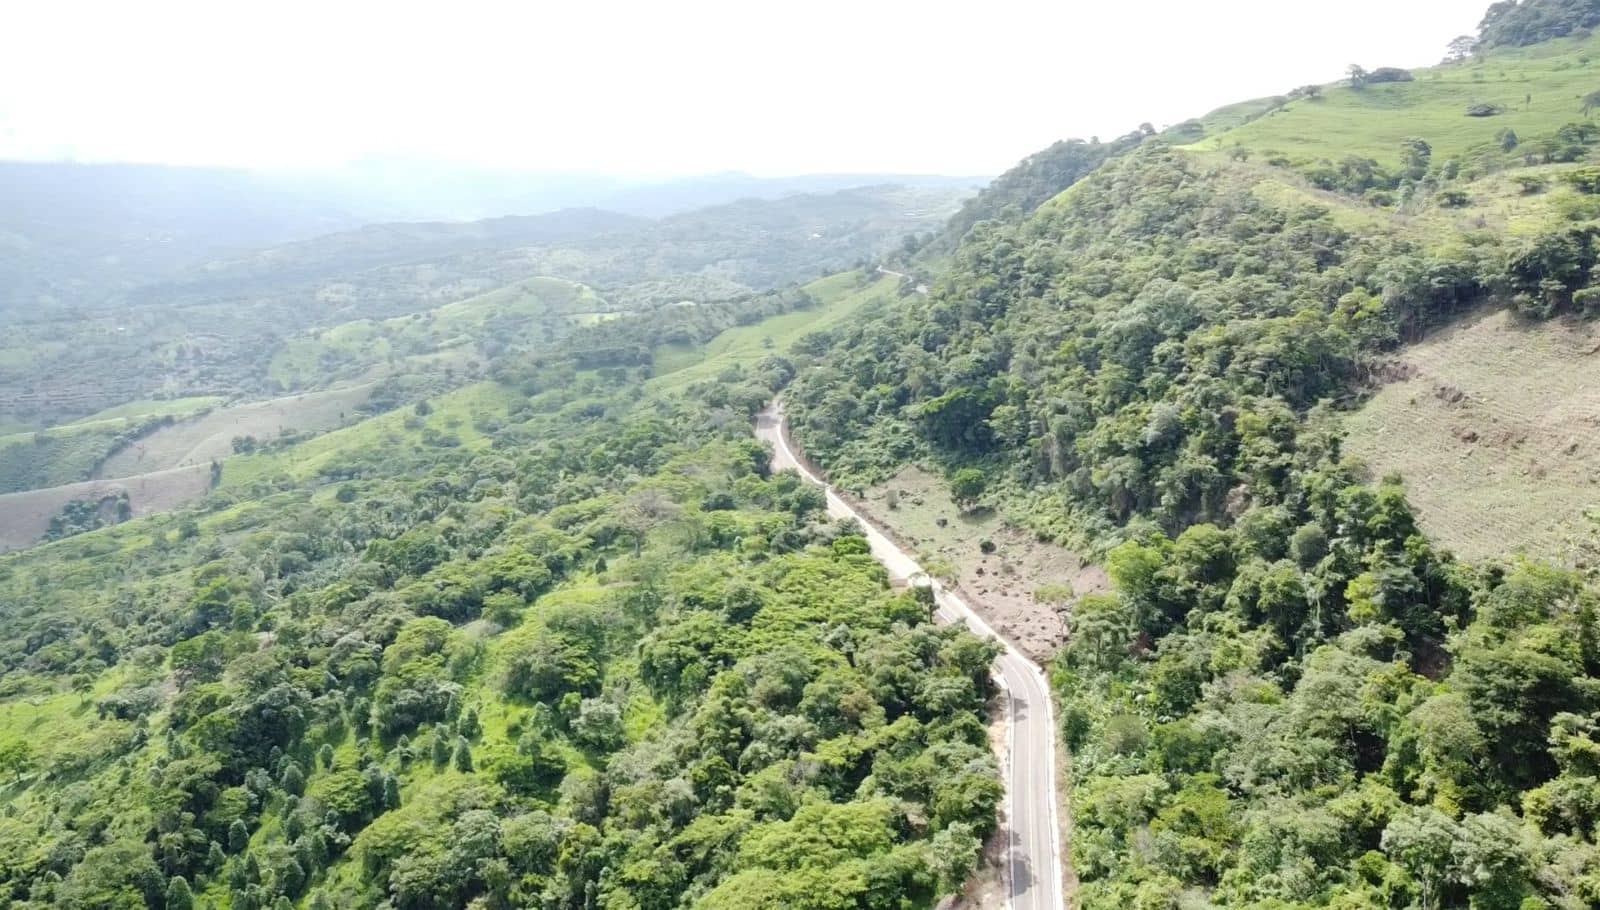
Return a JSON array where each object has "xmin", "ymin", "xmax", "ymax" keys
[{"xmin": 1, "ymin": 0, "xmax": 1490, "ymax": 177}]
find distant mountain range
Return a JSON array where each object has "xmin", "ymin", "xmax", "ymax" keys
[{"xmin": 0, "ymin": 160, "xmax": 985, "ymax": 314}]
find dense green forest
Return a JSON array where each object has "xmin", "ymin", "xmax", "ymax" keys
[
  {"xmin": 13, "ymin": 2, "xmax": 1600, "ymax": 908},
  {"xmin": 1479, "ymin": 0, "xmax": 1600, "ymax": 48},
  {"xmin": 779, "ymin": 6, "xmax": 1600, "ymax": 908},
  {"xmin": 0, "ymin": 309, "xmax": 1003, "ymax": 908}
]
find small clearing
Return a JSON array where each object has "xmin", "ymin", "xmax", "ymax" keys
[
  {"xmin": 1344, "ymin": 307, "xmax": 1600, "ymax": 564},
  {"xmin": 855, "ymin": 465, "xmax": 1107, "ymax": 661},
  {"xmin": 648, "ymin": 272, "xmax": 895, "ymax": 391},
  {"xmin": 95, "ymin": 385, "xmax": 374, "ymax": 479},
  {"xmin": 0, "ymin": 463, "xmax": 212, "ymax": 553}
]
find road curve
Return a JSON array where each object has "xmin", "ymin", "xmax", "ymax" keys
[{"xmin": 755, "ymin": 402, "xmax": 1065, "ymax": 910}]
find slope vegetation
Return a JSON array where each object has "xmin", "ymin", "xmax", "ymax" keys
[
  {"xmin": 0, "ymin": 297, "xmax": 1004, "ymax": 910},
  {"xmin": 1187, "ymin": 29, "xmax": 1600, "ymax": 171},
  {"xmin": 1344, "ymin": 306, "xmax": 1600, "ymax": 562},
  {"xmin": 782, "ymin": 14, "xmax": 1600, "ymax": 903}
]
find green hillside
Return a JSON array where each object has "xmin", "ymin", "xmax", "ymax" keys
[
  {"xmin": 1189, "ymin": 31, "xmax": 1600, "ymax": 163},
  {"xmin": 1184, "ymin": 28, "xmax": 1600, "ymax": 181},
  {"xmin": 648, "ymin": 272, "xmax": 898, "ymax": 391},
  {"xmin": 0, "ymin": 289, "xmax": 1000, "ymax": 910},
  {"xmin": 267, "ymin": 277, "xmax": 609, "ymax": 390},
  {"xmin": 0, "ymin": 185, "xmax": 969, "ymax": 431},
  {"xmin": 12, "ymin": 3, "xmax": 1600, "ymax": 910},
  {"xmin": 778, "ymin": 6, "xmax": 1600, "ymax": 908}
]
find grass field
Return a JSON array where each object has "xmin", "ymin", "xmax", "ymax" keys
[
  {"xmin": 96, "ymin": 384, "xmax": 375, "ymax": 479},
  {"xmin": 219, "ymin": 382, "xmax": 521, "ymax": 490},
  {"xmin": 0, "ymin": 397, "xmax": 225, "ymax": 449},
  {"xmin": 1187, "ymin": 31, "xmax": 1600, "ymax": 167},
  {"xmin": 268, "ymin": 277, "xmax": 608, "ymax": 389},
  {"xmin": 648, "ymin": 271, "xmax": 895, "ymax": 391},
  {"xmin": 0, "ymin": 397, "xmax": 225, "ymax": 496},
  {"xmin": 69, "ymin": 396, "xmax": 225, "ymax": 426},
  {"xmin": 0, "ymin": 463, "xmax": 213, "ymax": 553},
  {"xmin": 1344, "ymin": 307, "xmax": 1600, "ymax": 564}
]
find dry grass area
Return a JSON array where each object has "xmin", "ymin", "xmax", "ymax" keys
[
  {"xmin": 1344, "ymin": 308, "xmax": 1600, "ymax": 565},
  {"xmin": 856, "ymin": 465, "xmax": 1107, "ymax": 661},
  {"xmin": 0, "ymin": 463, "xmax": 211, "ymax": 553},
  {"xmin": 96, "ymin": 384, "xmax": 374, "ymax": 479}
]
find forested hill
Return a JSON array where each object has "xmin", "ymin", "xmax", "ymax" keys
[
  {"xmin": 784, "ymin": 4, "xmax": 1600, "ymax": 908},
  {"xmin": 0, "ymin": 275, "xmax": 1004, "ymax": 909},
  {"xmin": 924, "ymin": 132, "xmax": 1146, "ymax": 253},
  {"xmin": 13, "ymin": 3, "xmax": 1600, "ymax": 910},
  {"xmin": 1479, "ymin": 0, "xmax": 1600, "ymax": 48}
]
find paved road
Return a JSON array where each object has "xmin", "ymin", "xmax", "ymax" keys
[{"xmin": 755, "ymin": 402, "xmax": 1064, "ymax": 910}]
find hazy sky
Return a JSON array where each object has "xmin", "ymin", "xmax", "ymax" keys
[{"xmin": 3, "ymin": 0, "xmax": 1490, "ymax": 177}]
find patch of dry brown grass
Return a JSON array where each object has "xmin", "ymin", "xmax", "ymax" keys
[{"xmin": 1344, "ymin": 308, "xmax": 1600, "ymax": 565}]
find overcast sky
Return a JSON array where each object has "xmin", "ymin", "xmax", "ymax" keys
[{"xmin": 2, "ymin": 0, "xmax": 1490, "ymax": 177}]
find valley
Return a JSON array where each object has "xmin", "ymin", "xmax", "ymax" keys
[{"xmin": 7, "ymin": 2, "xmax": 1600, "ymax": 909}]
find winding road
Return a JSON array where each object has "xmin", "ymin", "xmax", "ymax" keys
[{"xmin": 755, "ymin": 402, "xmax": 1065, "ymax": 910}]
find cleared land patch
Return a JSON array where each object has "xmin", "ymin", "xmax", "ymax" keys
[
  {"xmin": 0, "ymin": 463, "xmax": 212, "ymax": 553},
  {"xmin": 649, "ymin": 272, "xmax": 895, "ymax": 390},
  {"xmin": 68, "ymin": 396, "xmax": 225, "ymax": 426},
  {"xmin": 0, "ymin": 396, "xmax": 227, "ymax": 495},
  {"xmin": 1344, "ymin": 308, "xmax": 1600, "ymax": 564},
  {"xmin": 95, "ymin": 385, "xmax": 375, "ymax": 479},
  {"xmin": 853, "ymin": 464, "xmax": 1107, "ymax": 661}
]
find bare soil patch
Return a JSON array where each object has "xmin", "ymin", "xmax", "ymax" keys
[
  {"xmin": 1345, "ymin": 308, "xmax": 1600, "ymax": 565},
  {"xmin": 0, "ymin": 463, "xmax": 212, "ymax": 552},
  {"xmin": 856, "ymin": 465, "xmax": 1107, "ymax": 661}
]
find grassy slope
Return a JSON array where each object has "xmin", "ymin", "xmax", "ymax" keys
[
  {"xmin": 96, "ymin": 385, "xmax": 375, "ymax": 478},
  {"xmin": 0, "ymin": 464, "xmax": 213, "ymax": 554},
  {"xmin": 0, "ymin": 397, "xmax": 225, "ymax": 494},
  {"xmin": 219, "ymin": 382, "xmax": 522, "ymax": 490},
  {"xmin": 268, "ymin": 276, "xmax": 606, "ymax": 389},
  {"xmin": 69, "ymin": 396, "xmax": 226, "ymax": 426},
  {"xmin": 1141, "ymin": 34, "xmax": 1600, "ymax": 565},
  {"xmin": 1343, "ymin": 307, "xmax": 1600, "ymax": 563},
  {"xmin": 0, "ymin": 268, "xmax": 869, "ymax": 552},
  {"xmin": 648, "ymin": 272, "xmax": 897, "ymax": 390},
  {"xmin": 1187, "ymin": 32, "xmax": 1600, "ymax": 165},
  {"xmin": 0, "ymin": 386, "xmax": 373, "ymax": 548},
  {"xmin": 8, "ymin": 270, "xmax": 885, "ymax": 555},
  {"xmin": 229, "ymin": 272, "xmax": 894, "ymax": 493}
]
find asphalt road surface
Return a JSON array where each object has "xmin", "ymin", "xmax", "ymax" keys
[{"xmin": 755, "ymin": 402, "xmax": 1064, "ymax": 910}]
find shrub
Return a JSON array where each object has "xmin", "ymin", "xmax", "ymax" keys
[
  {"xmin": 1367, "ymin": 67, "xmax": 1415, "ymax": 84},
  {"xmin": 1514, "ymin": 174, "xmax": 1549, "ymax": 195},
  {"xmin": 949, "ymin": 468, "xmax": 987, "ymax": 506},
  {"xmin": 1566, "ymin": 166, "xmax": 1600, "ymax": 194}
]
